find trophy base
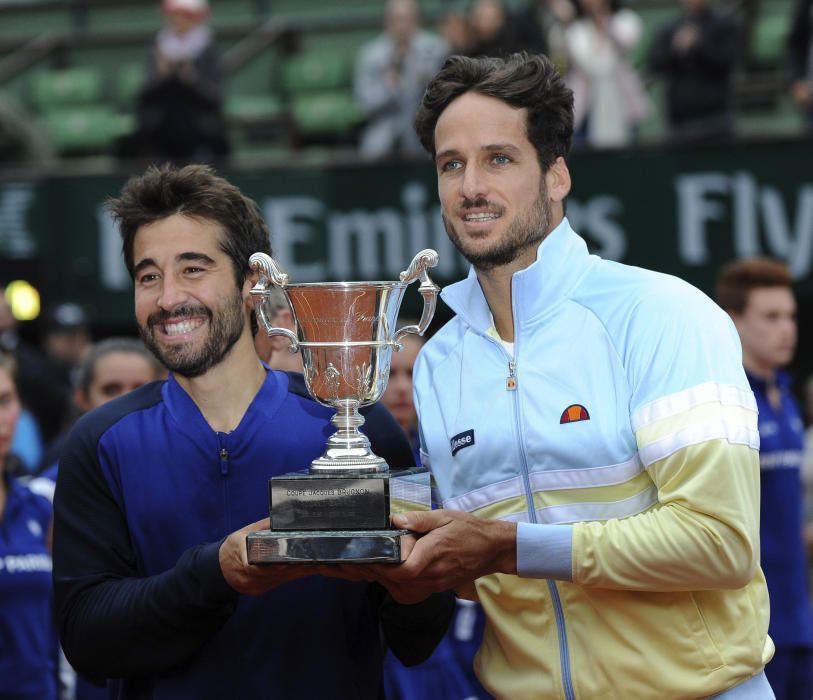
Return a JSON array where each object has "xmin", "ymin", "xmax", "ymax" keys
[{"xmin": 246, "ymin": 529, "xmax": 410, "ymax": 563}]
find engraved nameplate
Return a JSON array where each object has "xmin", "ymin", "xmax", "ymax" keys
[{"xmin": 270, "ymin": 474, "xmax": 388, "ymax": 531}]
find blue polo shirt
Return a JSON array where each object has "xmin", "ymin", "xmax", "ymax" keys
[
  {"xmin": 0, "ymin": 475, "xmax": 57, "ymax": 699},
  {"xmin": 748, "ymin": 369, "xmax": 813, "ymax": 648}
]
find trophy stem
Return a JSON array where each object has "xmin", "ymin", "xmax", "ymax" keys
[{"xmin": 310, "ymin": 399, "xmax": 388, "ymax": 473}]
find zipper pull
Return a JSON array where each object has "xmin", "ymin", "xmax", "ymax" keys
[
  {"xmin": 506, "ymin": 360, "xmax": 517, "ymax": 391},
  {"xmin": 219, "ymin": 447, "xmax": 229, "ymax": 476}
]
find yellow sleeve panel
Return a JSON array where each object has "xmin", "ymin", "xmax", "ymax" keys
[{"xmin": 572, "ymin": 440, "xmax": 760, "ymax": 591}]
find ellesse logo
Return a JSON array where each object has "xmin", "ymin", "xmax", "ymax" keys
[
  {"xmin": 560, "ymin": 404, "xmax": 590, "ymax": 424},
  {"xmin": 450, "ymin": 429, "xmax": 475, "ymax": 456}
]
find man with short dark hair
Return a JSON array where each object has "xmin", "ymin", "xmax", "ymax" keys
[
  {"xmin": 52, "ymin": 164, "xmax": 453, "ymax": 699},
  {"xmin": 336, "ymin": 53, "xmax": 774, "ymax": 698},
  {"xmin": 717, "ymin": 258, "xmax": 813, "ymax": 700}
]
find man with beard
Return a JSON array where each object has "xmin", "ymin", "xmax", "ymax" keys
[
  {"xmin": 330, "ymin": 54, "xmax": 775, "ymax": 698},
  {"xmin": 51, "ymin": 164, "xmax": 453, "ymax": 699}
]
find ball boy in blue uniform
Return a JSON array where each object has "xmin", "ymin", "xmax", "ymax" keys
[{"xmin": 718, "ymin": 259, "xmax": 813, "ymax": 700}]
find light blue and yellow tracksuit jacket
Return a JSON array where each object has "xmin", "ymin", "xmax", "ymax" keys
[{"xmin": 413, "ymin": 219, "xmax": 773, "ymax": 700}]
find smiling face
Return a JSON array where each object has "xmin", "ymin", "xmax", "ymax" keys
[
  {"xmin": 435, "ymin": 91, "xmax": 555, "ymax": 272},
  {"xmin": 133, "ymin": 214, "xmax": 250, "ymax": 378}
]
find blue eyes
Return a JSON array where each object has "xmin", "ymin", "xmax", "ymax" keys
[{"xmin": 440, "ymin": 155, "xmax": 511, "ymax": 172}]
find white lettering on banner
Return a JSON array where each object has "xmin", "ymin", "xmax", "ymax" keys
[
  {"xmin": 0, "ymin": 183, "xmax": 36, "ymax": 256},
  {"xmin": 676, "ymin": 172, "xmax": 730, "ymax": 264},
  {"xmin": 264, "ymin": 182, "xmax": 631, "ymax": 280},
  {"xmin": 761, "ymin": 185, "xmax": 813, "ymax": 277},
  {"xmin": 328, "ymin": 209, "xmax": 405, "ymax": 279},
  {"xmin": 265, "ymin": 182, "xmax": 469, "ymax": 281},
  {"xmin": 567, "ymin": 196, "xmax": 627, "ymax": 260},
  {"xmin": 264, "ymin": 196, "xmax": 326, "ymax": 280},
  {"xmin": 676, "ymin": 172, "xmax": 813, "ymax": 278},
  {"xmin": 99, "ymin": 204, "xmax": 130, "ymax": 291}
]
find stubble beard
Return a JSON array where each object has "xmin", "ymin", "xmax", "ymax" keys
[
  {"xmin": 140, "ymin": 287, "xmax": 246, "ymax": 379},
  {"xmin": 442, "ymin": 187, "xmax": 552, "ymax": 272}
]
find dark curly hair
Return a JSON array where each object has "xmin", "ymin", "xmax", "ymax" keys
[
  {"xmin": 108, "ymin": 163, "xmax": 271, "ymax": 289},
  {"xmin": 414, "ymin": 52, "xmax": 574, "ymax": 171}
]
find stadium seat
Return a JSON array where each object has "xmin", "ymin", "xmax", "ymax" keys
[
  {"xmin": 225, "ymin": 93, "xmax": 285, "ymax": 124},
  {"xmin": 751, "ymin": 9, "xmax": 790, "ymax": 67},
  {"xmin": 29, "ymin": 66, "xmax": 105, "ymax": 111},
  {"xmin": 39, "ymin": 106, "xmax": 133, "ymax": 155},
  {"xmin": 114, "ymin": 63, "xmax": 146, "ymax": 111},
  {"xmin": 280, "ymin": 48, "xmax": 362, "ymax": 144},
  {"xmin": 290, "ymin": 92, "xmax": 360, "ymax": 136}
]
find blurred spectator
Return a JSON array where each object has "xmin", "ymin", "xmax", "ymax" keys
[
  {"xmin": 717, "ymin": 259, "xmax": 813, "ymax": 700},
  {"xmin": 134, "ymin": 0, "xmax": 228, "ymax": 164},
  {"xmin": 380, "ymin": 329, "xmax": 492, "ymax": 700},
  {"xmin": 649, "ymin": 0, "xmax": 738, "ymax": 143},
  {"xmin": 0, "ymin": 347, "xmax": 58, "ymax": 700},
  {"xmin": 788, "ymin": 0, "xmax": 813, "ymax": 130},
  {"xmin": 513, "ymin": 0, "xmax": 577, "ymax": 69},
  {"xmin": 803, "ymin": 376, "xmax": 813, "ymax": 560},
  {"xmin": 252, "ymin": 287, "xmax": 303, "ymax": 373},
  {"xmin": 28, "ymin": 338, "xmax": 162, "ymax": 700},
  {"xmin": 0, "ymin": 287, "xmax": 69, "ymax": 453},
  {"xmin": 381, "ymin": 331, "xmax": 423, "ymax": 461},
  {"xmin": 354, "ymin": 0, "xmax": 448, "ymax": 159},
  {"xmin": 36, "ymin": 337, "xmax": 163, "ymax": 477},
  {"xmin": 564, "ymin": 0, "xmax": 649, "ymax": 147},
  {"xmin": 41, "ymin": 302, "xmax": 92, "ymax": 393},
  {"xmin": 438, "ymin": 8, "xmax": 475, "ymax": 56},
  {"xmin": 469, "ymin": 0, "xmax": 523, "ymax": 57}
]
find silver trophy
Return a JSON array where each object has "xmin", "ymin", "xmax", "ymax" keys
[{"xmin": 246, "ymin": 249, "xmax": 439, "ymax": 563}]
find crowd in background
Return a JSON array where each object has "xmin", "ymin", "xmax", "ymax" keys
[
  {"xmin": 134, "ymin": 0, "xmax": 812, "ymax": 162},
  {"xmin": 1, "ymin": 0, "xmax": 807, "ymax": 166}
]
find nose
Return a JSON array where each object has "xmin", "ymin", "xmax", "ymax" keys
[
  {"xmin": 460, "ymin": 162, "xmax": 487, "ymax": 202},
  {"xmin": 157, "ymin": 273, "xmax": 188, "ymax": 311}
]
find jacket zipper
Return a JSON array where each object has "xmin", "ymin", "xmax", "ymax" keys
[
  {"xmin": 218, "ymin": 435, "xmax": 231, "ymax": 534},
  {"xmin": 219, "ymin": 445, "xmax": 230, "ymax": 476},
  {"xmin": 505, "ymin": 349, "xmax": 576, "ymax": 700}
]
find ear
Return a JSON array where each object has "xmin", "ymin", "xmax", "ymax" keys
[
  {"xmin": 243, "ymin": 267, "xmax": 259, "ymax": 298},
  {"xmin": 545, "ymin": 157, "xmax": 571, "ymax": 203}
]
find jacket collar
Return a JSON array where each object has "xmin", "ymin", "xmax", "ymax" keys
[
  {"xmin": 162, "ymin": 366, "xmax": 288, "ymax": 438},
  {"xmin": 440, "ymin": 217, "xmax": 594, "ymax": 334},
  {"xmin": 745, "ymin": 367, "xmax": 791, "ymax": 392}
]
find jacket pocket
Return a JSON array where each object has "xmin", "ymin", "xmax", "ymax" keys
[{"xmin": 678, "ymin": 592, "xmax": 725, "ymax": 672}]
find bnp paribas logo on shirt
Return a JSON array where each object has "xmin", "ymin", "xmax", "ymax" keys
[{"xmin": 450, "ymin": 429, "xmax": 475, "ymax": 456}]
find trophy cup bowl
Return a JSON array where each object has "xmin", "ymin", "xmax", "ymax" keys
[{"xmin": 246, "ymin": 249, "xmax": 439, "ymax": 563}]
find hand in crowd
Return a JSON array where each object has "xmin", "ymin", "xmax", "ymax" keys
[{"xmin": 791, "ymin": 80, "xmax": 812, "ymax": 111}]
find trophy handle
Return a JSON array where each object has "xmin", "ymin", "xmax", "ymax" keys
[
  {"xmin": 249, "ymin": 252, "xmax": 299, "ymax": 353},
  {"xmin": 394, "ymin": 249, "xmax": 440, "ymax": 345}
]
